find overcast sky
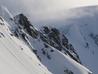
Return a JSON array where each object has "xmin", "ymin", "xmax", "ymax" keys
[{"xmin": 0, "ymin": 0, "xmax": 98, "ymax": 23}]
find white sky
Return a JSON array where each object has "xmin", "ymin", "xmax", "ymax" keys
[{"xmin": 0, "ymin": 0, "xmax": 98, "ymax": 22}]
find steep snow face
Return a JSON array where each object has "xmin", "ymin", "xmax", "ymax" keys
[
  {"xmin": 65, "ymin": 24, "xmax": 98, "ymax": 74},
  {"xmin": 0, "ymin": 9, "xmax": 52, "ymax": 74},
  {"xmin": 26, "ymin": 36, "xmax": 92, "ymax": 74},
  {"xmin": 58, "ymin": 6, "xmax": 98, "ymax": 74}
]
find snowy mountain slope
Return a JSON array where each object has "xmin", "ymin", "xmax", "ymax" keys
[
  {"xmin": 0, "ymin": 5, "xmax": 94, "ymax": 74},
  {"xmin": 14, "ymin": 13, "xmax": 82, "ymax": 64},
  {"xmin": 0, "ymin": 7, "xmax": 52, "ymax": 74},
  {"xmin": 57, "ymin": 6, "xmax": 98, "ymax": 74},
  {"xmin": 13, "ymin": 8, "xmax": 93, "ymax": 74},
  {"xmin": 26, "ymin": 35, "xmax": 92, "ymax": 74},
  {"xmin": 67, "ymin": 24, "xmax": 98, "ymax": 74}
]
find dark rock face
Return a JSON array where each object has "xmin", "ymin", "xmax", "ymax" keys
[
  {"xmin": 43, "ymin": 26, "xmax": 50, "ymax": 34},
  {"xmin": 14, "ymin": 14, "xmax": 38, "ymax": 38},
  {"xmin": 40, "ymin": 26, "xmax": 81, "ymax": 64}
]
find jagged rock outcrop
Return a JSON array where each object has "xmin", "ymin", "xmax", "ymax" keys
[
  {"xmin": 14, "ymin": 14, "xmax": 38, "ymax": 38},
  {"xmin": 40, "ymin": 26, "xmax": 81, "ymax": 63},
  {"xmin": 14, "ymin": 14, "xmax": 81, "ymax": 63}
]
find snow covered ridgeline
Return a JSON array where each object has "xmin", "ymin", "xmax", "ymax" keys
[{"xmin": 0, "ymin": 6, "xmax": 93, "ymax": 74}]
